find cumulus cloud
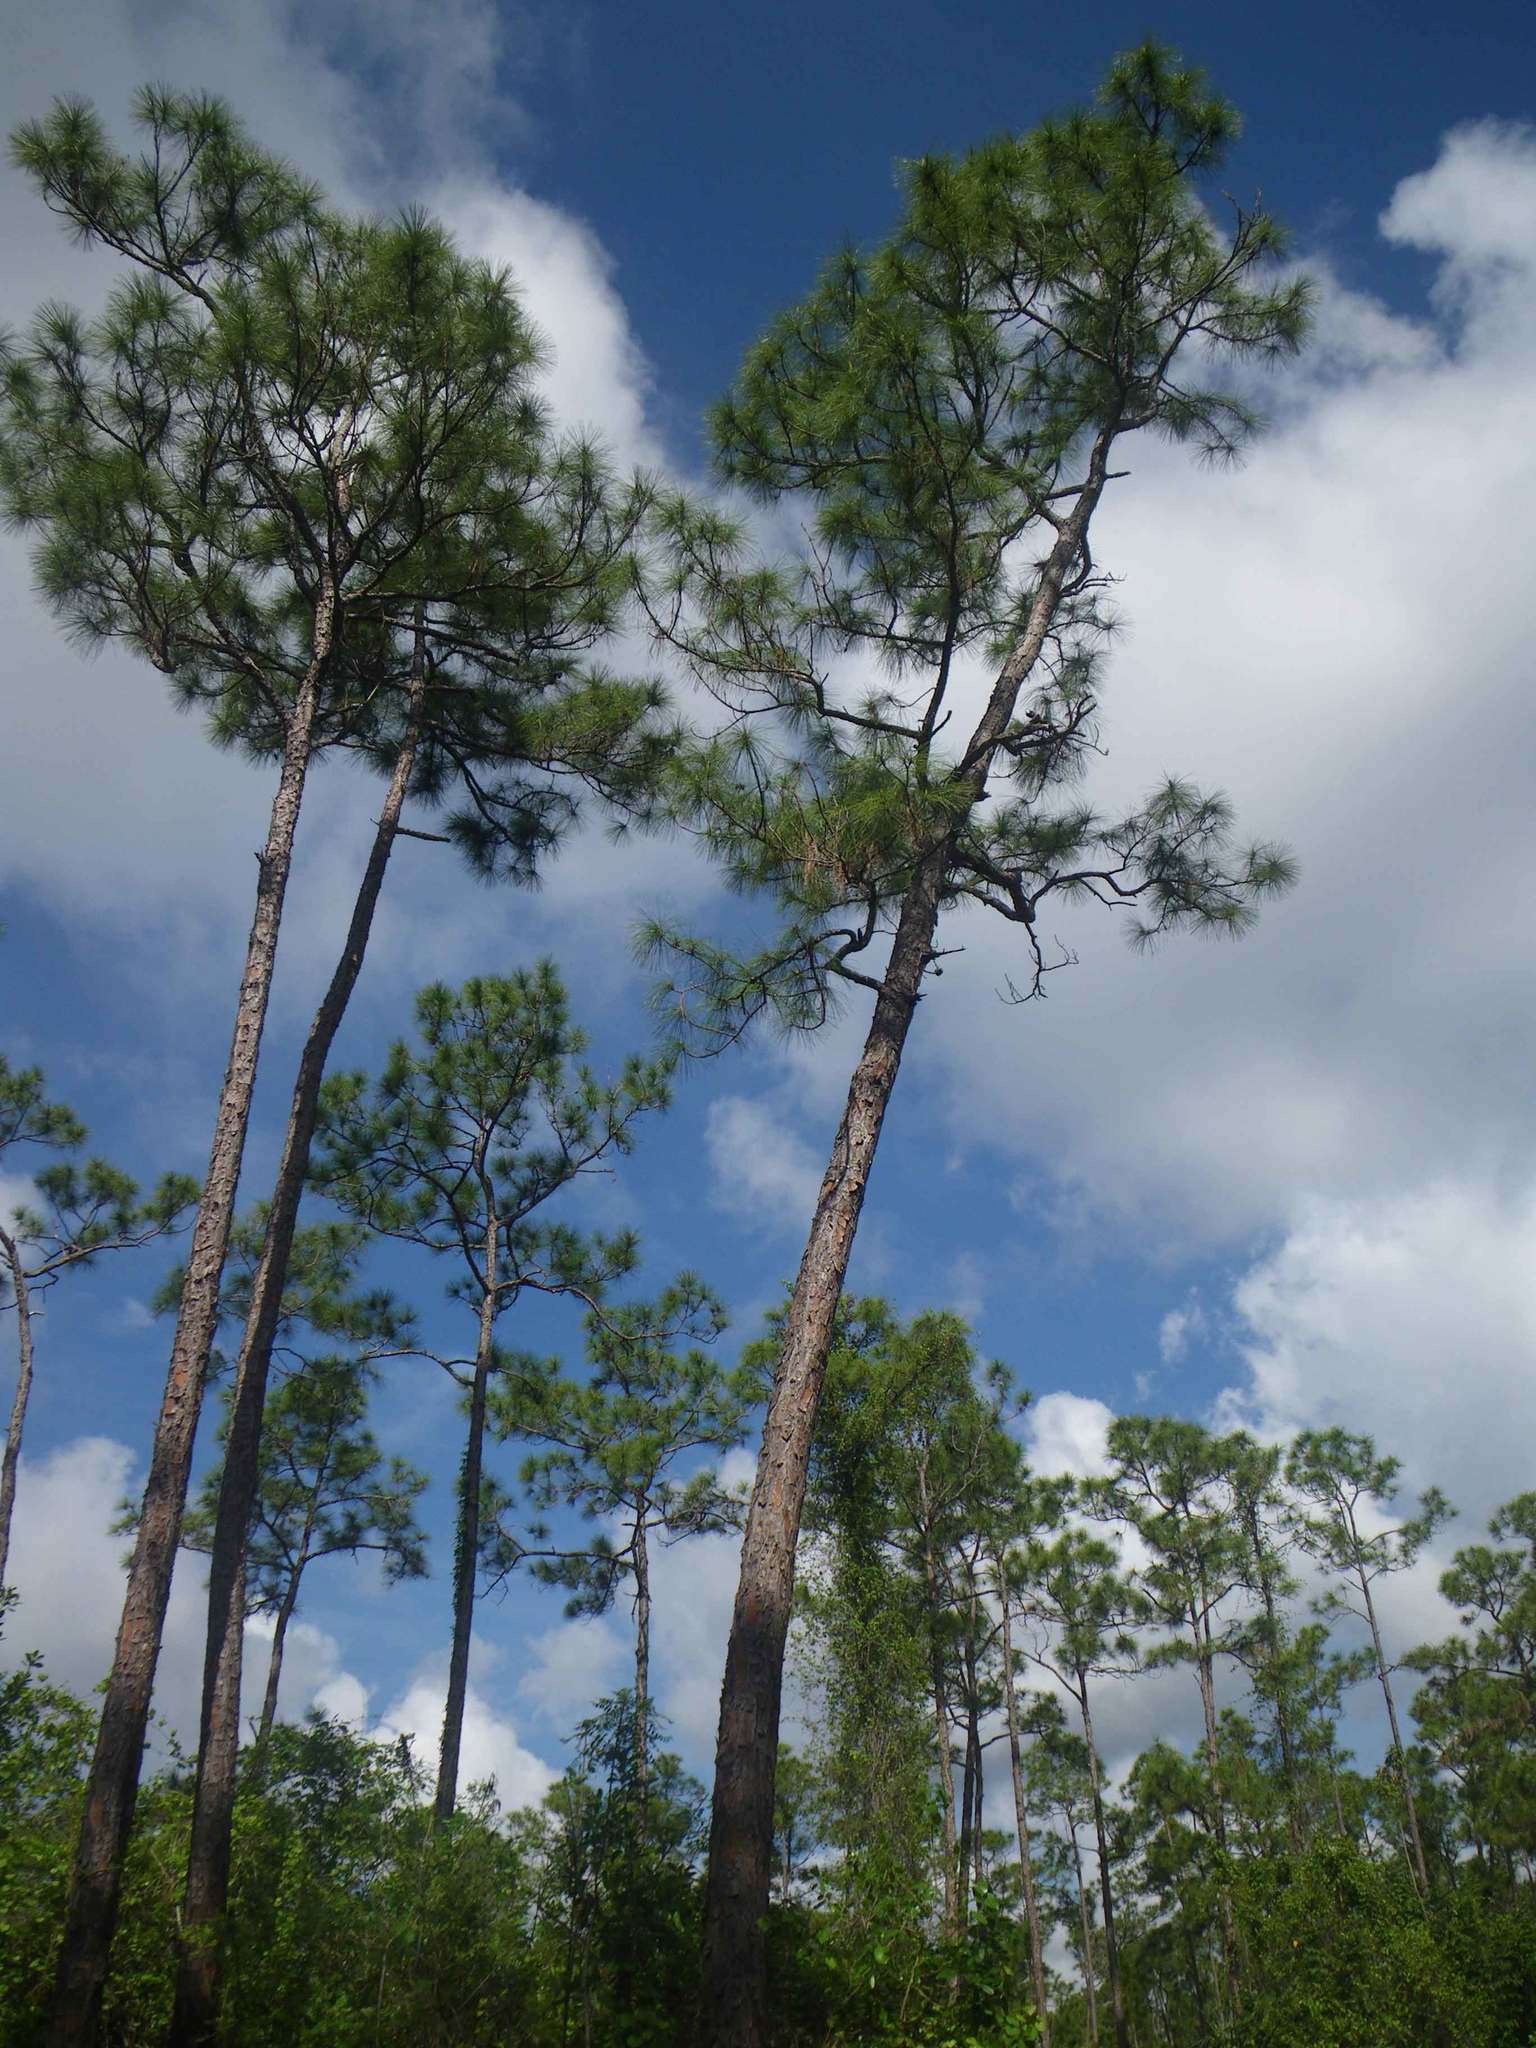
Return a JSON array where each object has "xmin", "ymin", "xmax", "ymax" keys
[
  {"xmin": 0, "ymin": 1433, "xmax": 557, "ymax": 1810},
  {"xmin": 911, "ymin": 119, "xmax": 1536, "ymax": 1262},
  {"xmin": 373, "ymin": 1665, "xmax": 555, "ymax": 1812},
  {"xmin": 1215, "ymin": 1177, "xmax": 1536, "ymax": 1524},
  {"xmin": 1024, "ymin": 1391, "xmax": 1114, "ymax": 1481}
]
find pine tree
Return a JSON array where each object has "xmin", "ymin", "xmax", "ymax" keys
[
  {"xmin": 1095, "ymin": 1418, "xmax": 1251, "ymax": 2013},
  {"xmin": 0, "ymin": 1058, "xmax": 196, "ymax": 1586},
  {"xmin": 3, "ymin": 94, "xmax": 670, "ymax": 2046},
  {"xmin": 311, "ymin": 966, "xmax": 671, "ymax": 1824},
  {"xmin": 1286, "ymin": 1428, "xmax": 1453, "ymax": 1899},
  {"xmin": 632, "ymin": 50, "xmax": 1310, "ymax": 2035},
  {"xmin": 1407, "ymin": 1495, "xmax": 1536, "ymax": 1868},
  {"xmin": 182, "ymin": 1354, "xmax": 428, "ymax": 1743},
  {"xmin": 1022, "ymin": 1510, "xmax": 1149, "ymax": 2048},
  {"xmin": 504, "ymin": 1276, "xmax": 744, "ymax": 1804}
]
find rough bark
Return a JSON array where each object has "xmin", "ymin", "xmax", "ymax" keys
[
  {"xmin": 170, "ymin": 651, "xmax": 425, "ymax": 2046},
  {"xmin": 999, "ymin": 1588, "xmax": 1050, "ymax": 2048},
  {"xmin": 0, "ymin": 1233, "xmax": 35, "ymax": 1589},
  {"xmin": 697, "ymin": 458, "xmax": 1112, "ymax": 2047},
  {"xmin": 47, "ymin": 639, "xmax": 326, "ymax": 2048},
  {"xmin": 1077, "ymin": 1670, "xmax": 1130, "ymax": 2048}
]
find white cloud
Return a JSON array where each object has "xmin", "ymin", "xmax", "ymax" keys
[
  {"xmin": 1024, "ymin": 1392, "xmax": 1114, "ymax": 1481},
  {"xmin": 520, "ymin": 1612, "xmax": 629, "ymax": 1726},
  {"xmin": 908, "ymin": 121, "xmax": 1536, "ymax": 1259},
  {"xmin": 705, "ymin": 1095, "xmax": 824, "ymax": 1236},
  {"xmin": 1157, "ymin": 1297, "xmax": 1207, "ymax": 1365},
  {"xmin": 0, "ymin": 1435, "xmax": 377, "ymax": 1756},
  {"xmin": 1381, "ymin": 119, "xmax": 1536, "ymax": 320},
  {"xmin": 373, "ymin": 1666, "xmax": 555, "ymax": 1812},
  {"xmin": 1215, "ymin": 1176, "xmax": 1536, "ymax": 1523},
  {"xmin": 436, "ymin": 185, "xmax": 661, "ymax": 470}
]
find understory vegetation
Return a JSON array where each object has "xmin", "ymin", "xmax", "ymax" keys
[{"xmin": 4, "ymin": 1307, "xmax": 1534, "ymax": 2045}]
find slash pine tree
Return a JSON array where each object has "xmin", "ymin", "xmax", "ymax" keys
[{"xmin": 636, "ymin": 44, "xmax": 1310, "ymax": 2041}]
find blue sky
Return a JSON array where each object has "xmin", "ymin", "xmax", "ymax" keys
[{"xmin": 3, "ymin": 0, "xmax": 1536, "ymax": 1801}]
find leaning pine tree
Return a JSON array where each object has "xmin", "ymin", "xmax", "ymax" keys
[
  {"xmin": 1, "ymin": 94, "xmax": 668, "ymax": 2048},
  {"xmin": 637, "ymin": 46, "xmax": 1311, "ymax": 2044}
]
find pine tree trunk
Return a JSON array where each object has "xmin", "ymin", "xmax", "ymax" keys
[
  {"xmin": 47, "ymin": 639, "xmax": 328, "ymax": 2048},
  {"xmin": 0, "ymin": 1233, "xmax": 35, "ymax": 1589},
  {"xmin": 1077, "ymin": 1669, "xmax": 1130, "ymax": 2048},
  {"xmin": 1068, "ymin": 1814, "xmax": 1101, "ymax": 2048},
  {"xmin": 965, "ymin": 1586, "xmax": 984, "ymax": 1895},
  {"xmin": 696, "ymin": 439, "xmax": 1115, "ymax": 2048},
  {"xmin": 633, "ymin": 1503, "xmax": 651, "ymax": 1809},
  {"xmin": 918, "ymin": 1472, "xmax": 960, "ymax": 1938},
  {"xmin": 1192, "ymin": 1616, "xmax": 1240, "ymax": 2017},
  {"xmin": 958, "ymin": 1686, "xmax": 976, "ymax": 1926},
  {"xmin": 171, "ymin": 652, "xmax": 426, "ymax": 2046},
  {"xmin": 1245, "ymin": 1506, "xmax": 1304, "ymax": 1849},
  {"xmin": 1362, "ymin": 1571, "xmax": 1430, "ymax": 1897},
  {"xmin": 257, "ymin": 1569, "xmax": 303, "ymax": 1745},
  {"xmin": 999, "ymin": 1590, "xmax": 1050, "ymax": 2048},
  {"xmin": 437, "ymin": 1237, "xmax": 496, "ymax": 1825}
]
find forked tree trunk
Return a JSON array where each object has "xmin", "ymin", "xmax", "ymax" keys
[
  {"xmin": 47, "ymin": 643, "xmax": 327, "ymax": 2048},
  {"xmin": 697, "ymin": 449, "xmax": 1113, "ymax": 2048},
  {"xmin": 999, "ymin": 1588, "xmax": 1050, "ymax": 2048},
  {"xmin": 0, "ymin": 1234, "xmax": 35, "ymax": 1588},
  {"xmin": 172, "ymin": 653, "xmax": 426, "ymax": 2046}
]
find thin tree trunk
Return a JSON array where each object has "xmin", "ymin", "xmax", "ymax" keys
[
  {"xmin": 1192, "ymin": 1616, "xmax": 1240, "ymax": 2017},
  {"xmin": 0, "ymin": 1233, "xmax": 35, "ymax": 1588},
  {"xmin": 173, "ymin": 647, "xmax": 427, "ymax": 2044},
  {"xmin": 999, "ymin": 1591, "xmax": 1050, "ymax": 2048},
  {"xmin": 1361, "ymin": 1571, "xmax": 1430, "ymax": 1897},
  {"xmin": 697, "ymin": 438, "xmax": 1114, "ymax": 2048},
  {"xmin": 257, "ymin": 1566, "xmax": 304, "ymax": 1745},
  {"xmin": 633, "ymin": 1501, "xmax": 651, "ymax": 1808},
  {"xmin": 48, "ymin": 641, "xmax": 328, "ymax": 2048},
  {"xmin": 1246, "ymin": 1509, "xmax": 1303, "ymax": 1850},
  {"xmin": 1068, "ymin": 1813, "xmax": 1101, "ymax": 2048},
  {"xmin": 918, "ymin": 1496, "xmax": 960, "ymax": 1937},
  {"xmin": 958, "ymin": 1687, "xmax": 976, "ymax": 1927},
  {"xmin": 437, "ymin": 1221, "xmax": 497, "ymax": 1824},
  {"xmin": 1077, "ymin": 1670, "xmax": 1130, "ymax": 2048}
]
